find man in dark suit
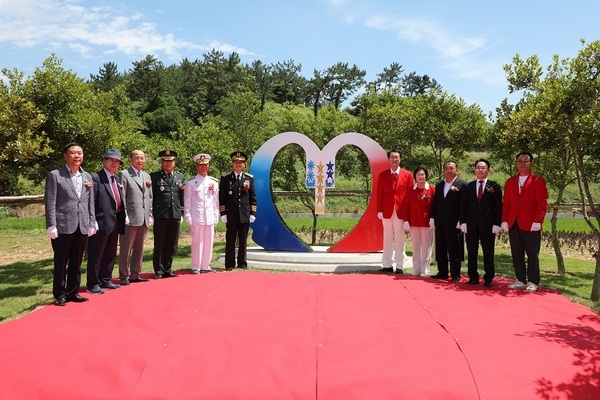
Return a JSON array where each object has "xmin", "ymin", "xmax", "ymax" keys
[
  {"xmin": 44, "ymin": 142, "xmax": 96, "ymax": 306},
  {"xmin": 459, "ymin": 159, "xmax": 503, "ymax": 287},
  {"xmin": 86, "ymin": 149, "xmax": 126, "ymax": 294},
  {"xmin": 151, "ymin": 150, "xmax": 185, "ymax": 279},
  {"xmin": 219, "ymin": 151, "xmax": 257, "ymax": 271},
  {"xmin": 118, "ymin": 150, "xmax": 153, "ymax": 285},
  {"xmin": 501, "ymin": 151, "xmax": 548, "ymax": 292},
  {"xmin": 430, "ymin": 161, "xmax": 467, "ymax": 282}
]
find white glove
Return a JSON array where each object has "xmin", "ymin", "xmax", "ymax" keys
[
  {"xmin": 148, "ymin": 216, "xmax": 154, "ymax": 227},
  {"xmin": 531, "ymin": 222, "xmax": 541, "ymax": 231},
  {"xmin": 501, "ymin": 222, "xmax": 508, "ymax": 231},
  {"xmin": 429, "ymin": 218, "xmax": 435, "ymax": 230},
  {"xmin": 186, "ymin": 217, "xmax": 193, "ymax": 226},
  {"xmin": 249, "ymin": 215, "xmax": 256, "ymax": 223},
  {"xmin": 221, "ymin": 215, "xmax": 227, "ymax": 224},
  {"xmin": 403, "ymin": 221, "xmax": 410, "ymax": 231},
  {"xmin": 88, "ymin": 227, "xmax": 97, "ymax": 237},
  {"xmin": 46, "ymin": 226, "xmax": 58, "ymax": 240},
  {"xmin": 460, "ymin": 223, "xmax": 467, "ymax": 233},
  {"xmin": 125, "ymin": 216, "xmax": 130, "ymax": 225},
  {"xmin": 377, "ymin": 212, "xmax": 383, "ymax": 220},
  {"xmin": 492, "ymin": 225, "xmax": 501, "ymax": 235}
]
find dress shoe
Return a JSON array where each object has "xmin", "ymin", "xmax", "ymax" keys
[
  {"xmin": 225, "ymin": 267, "xmax": 234, "ymax": 271},
  {"xmin": 155, "ymin": 274, "xmax": 163, "ymax": 279},
  {"xmin": 192, "ymin": 269, "xmax": 200, "ymax": 274},
  {"xmin": 130, "ymin": 277, "xmax": 149, "ymax": 283},
  {"xmin": 237, "ymin": 265, "xmax": 248, "ymax": 269},
  {"xmin": 395, "ymin": 269, "xmax": 404, "ymax": 274},
  {"xmin": 100, "ymin": 281, "xmax": 121, "ymax": 289},
  {"xmin": 55, "ymin": 296, "xmax": 67, "ymax": 306},
  {"xmin": 466, "ymin": 279, "xmax": 479, "ymax": 285},
  {"xmin": 380, "ymin": 267, "xmax": 393, "ymax": 273},
  {"xmin": 86, "ymin": 285, "xmax": 104, "ymax": 294},
  {"xmin": 120, "ymin": 278, "xmax": 130, "ymax": 286},
  {"xmin": 430, "ymin": 274, "xmax": 448, "ymax": 280},
  {"xmin": 483, "ymin": 281, "xmax": 493, "ymax": 287},
  {"xmin": 200, "ymin": 269, "xmax": 216, "ymax": 273},
  {"xmin": 164, "ymin": 271, "xmax": 178, "ymax": 278},
  {"xmin": 67, "ymin": 294, "xmax": 89, "ymax": 303},
  {"xmin": 451, "ymin": 277, "xmax": 460, "ymax": 283}
]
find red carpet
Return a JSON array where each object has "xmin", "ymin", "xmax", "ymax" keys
[{"xmin": 0, "ymin": 272, "xmax": 598, "ymax": 400}]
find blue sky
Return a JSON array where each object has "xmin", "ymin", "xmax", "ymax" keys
[{"xmin": 1, "ymin": 0, "xmax": 599, "ymax": 114}]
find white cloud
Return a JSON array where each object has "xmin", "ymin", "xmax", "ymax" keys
[{"xmin": 0, "ymin": 0, "xmax": 252, "ymax": 62}]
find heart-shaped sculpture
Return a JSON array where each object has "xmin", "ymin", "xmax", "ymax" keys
[{"xmin": 250, "ymin": 132, "xmax": 388, "ymax": 253}]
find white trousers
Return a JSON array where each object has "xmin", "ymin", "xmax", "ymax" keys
[
  {"xmin": 409, "ymin": 226, "xmax": 433, "ymax": 276},
  {"xmin": 381, "ymin": 212, "xmax": 406, "ymax": 268},
  {"xmin": 190, "ymin": 224, "xmax": 215, "ymax": 270}
]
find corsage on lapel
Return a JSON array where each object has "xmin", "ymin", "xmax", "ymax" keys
[
  {"xmin": 450, "ymin": 186, "xmax": 459, "ymax": 192},
  {"xmin": 84, "ymin": 180, "xmax": 93, "ymax": 188}
]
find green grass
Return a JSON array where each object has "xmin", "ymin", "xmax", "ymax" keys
[{"xmin": 0, "ymin": 216, "xmax": 598, "ymax": 323}]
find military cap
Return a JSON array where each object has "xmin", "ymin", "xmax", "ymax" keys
[
  {"xmin": 193, "ymin": 153, "xmax": 211, "ymax": 165},
  {"xmin": 158, "ymin": 149, "xmax": 177, "ymax": 161},
  {"xmin": 230, "ymin": 151, "xmax": 248, "ymax": 162}
]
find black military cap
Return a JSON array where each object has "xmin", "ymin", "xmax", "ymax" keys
[
  {"xmin": 230, "ymin": 151, "xmax": 248, "ymax": 162},
  {"xmin": 158, "ymin": 149, "xmax": 177, "ymax": 161}
]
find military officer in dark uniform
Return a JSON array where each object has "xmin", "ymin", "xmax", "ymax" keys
[
  {"xmin": 150, "ymin": 150, "xmax": 185, "ymax": 278},
  {"xmin": 219, "ymin": 151, "xmax": 257, "ymax": 271}
]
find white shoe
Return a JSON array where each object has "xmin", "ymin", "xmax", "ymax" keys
[
  {"xmin": 508, "ymin": 280, "xmax": 526, "ymax": 289},
  {"xmin": 420, "ymin": 273, "xmax": 430, "ymax": 277},
  {"xmin": 192, "ymin": 269, "xmax": 200, "ymax": 274},
  {"xmin": 526, "ymin": 282, "xmax": 538, "ymax": 292}
]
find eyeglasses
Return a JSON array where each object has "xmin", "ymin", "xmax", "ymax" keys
[{"xmin": 517, "ymin": 160, "xmax": 531, "ymax": 164}]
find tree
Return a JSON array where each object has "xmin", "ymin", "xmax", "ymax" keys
[
  {"xmin": 271, "ymin": 59, "xmax": 306, "ymax": 105},
  {"xmin": 373, "ymin": 62, "xmax": 404, "ymax": 92},
  {"xmin": 89, "ymin": 62, "xmax": 123, "ymax": 92},
  {"xmin": 323, "ymin": 62, "xmax": 366, "ymax": 110},
  {"xmin": 401, "ymin": 72, "xmax": 442, "ymax": 97}
]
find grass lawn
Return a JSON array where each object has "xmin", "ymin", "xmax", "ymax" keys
[{"xmin": 0, "ymin": 217, "xmax": 598, "ymax": 322}]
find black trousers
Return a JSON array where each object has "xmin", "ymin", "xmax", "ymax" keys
[
  {"xmin": 465, "ymin": 226, "xmax": 496, "ymax": 283},
  {"xmin": 508, "ymin": 224, "xmax": 541, "ymax": 285},
  {"xmin": 435, "ymin": 224, "xmax": 463, "ymax": 279},
  {"xmin": 153, "ymin": 218, "xmax": 181, "ymax": 274},
  {"xmin": 86, "ymin": 224, "xmax": 119, "ymax": 288},
  {"xmin": 225, "ymin": 222, "xmax": 250, "ymax": 268},
  {"xmin": 51, "ymin": 229, "xmax": 88, "ymax": 299}
]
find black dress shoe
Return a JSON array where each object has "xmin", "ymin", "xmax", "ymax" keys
[
  {"xmin": 120, "ymin": 278, "xmax": 130, "ymax": 286},
  {"xmin": 100, "ymin": 282, "xmax": 121, "ymax": 289},
  {"xmin": 431, "ymin": 274, "xmax": 448, "ymax": 280},
  {"xmin": 395, "ymin": 269, "xmax": 404, "ymax": 274},
  {"xmin": 67, "ymin": 294, "xmax": 89, "ymax": 303},
  {"xmin": 164, "ymin": 271, "xmax": 178, "ymax": 278},
  {"xmin": 466, "ymin": 279, "xmax": 479, "ymax": 285},
  {"xmin": 155, "ymin": 274, "xmax": 163, "ymax": 279},
  {"xmin": 225, "ymin": 267, "xmax": 234, "ymax": 271},
  {"xmin": 55, "ymin": 296, "xmax": 67, "ymax": 306},
  {"xmin": 483, "ymin": 281, "xmax": 493, "ymax": 287},
  {"xmin": 237, "ymin": 265, "xmax": 247, "ymax": 269},
  {"xmin": 451, "ymin": 277, "xmax": 460, "ymax": 283},
  {"xmin": 130, "ymin": 277, "xmax": 149, "ymax": 283},
  {"xmin": 380, "ymin": 267, "xmax": 393, "ymax": 273}
]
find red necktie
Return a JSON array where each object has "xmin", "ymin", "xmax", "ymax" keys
[
  {"xmin": 392, "ymin": 172, "xmax": 398, "ymax": 190},
  {"xmin": 477, "ymin": 181, "xmax": 484, "ymax": 202},
  {"xmin": 111, "ymin": 175, "xmax": 122, "ymax": 211}
]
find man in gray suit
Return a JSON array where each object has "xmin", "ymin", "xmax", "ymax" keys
[
  {"xmin": 118, "ymin": 150, "xmax": 153, "ymax": 285},
  {"xmin": 44, "ymin": 142, "xmax": 96, "ymax": 306}
]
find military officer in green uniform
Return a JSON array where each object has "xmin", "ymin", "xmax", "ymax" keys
[
  {"xmin": 219, "ymin": 151, "xmax": 257, "ymax": 271},
  {"xmin": 150, "ymin": 150, "xmax": 185, "ymax": 278}
]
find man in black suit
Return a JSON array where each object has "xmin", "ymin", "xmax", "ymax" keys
[
  {"xmin": 86, "ymin": 149, "xmax": 126, "ymax": 294},
  {"xmin": 459, "ymin": 159, "xmax": 503, "ymax": 287},
  {"xmin": 151, "ymin": 150, "xmax": 185, "ymax": 279},
  {"xmin": 44, "ymin": 142, "xmax": 96, "ymax": 306},
  {"xmin": 430, "ymin": 161, "xmax": 467, "ymax": 282},
  {"xmin": 219, "ymin": 151, "xmax": 257, "ymax": 271}
]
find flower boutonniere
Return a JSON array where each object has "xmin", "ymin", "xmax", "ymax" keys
[
  {"xmin": 486, "ymin": 186, "xmax": 495, "ymax": 193},
  {"xmin": 421, "ymin": 193, "xmax": 431, "ymax": 200},
  {"xmin": 176, "ymin": 180, "xmax": 185, "ymax": 190},
  {"xmin": 243, "ymin": 180, "xmax": 250, "ymax": 193},
  {"xmin": 118, "ymin": 183, "xmax": 124, "ymax": 190},
  {"xmin": 450, "ymin": 186, "xmax": 459, "ymax": 192},
  {"xmin": 208, "ymin": 183, "xmax": 215, "ymax": 193},
  {"xmin": 84, "ymin": 180, "xmax": 93, "ymax": 189},
  {"xmin": 145, "ymin": 180, "xmax": 152, "ymax": 188}
]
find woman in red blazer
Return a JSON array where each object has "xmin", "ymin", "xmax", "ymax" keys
[
  {"xmin": 402, "ymin": 166, "xmax": 436, "ymax": 276},
  {"xmin": 501, "ymin": 152, "xmax": 548, "ymax": 292}
]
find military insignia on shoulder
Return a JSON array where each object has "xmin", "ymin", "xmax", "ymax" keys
[
  {"xmin": 245, "ymin": 172, "xmax": 253, "ymax": 178},
  {"xmin": 222, "ymin": 172, "xmax": 230, "ymax": 177}
]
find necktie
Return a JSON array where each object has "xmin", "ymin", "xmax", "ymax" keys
[
  {"xmin": 392, "ymin": 172, "xmax": 398, "ymax": 190},
  {"xmin": 477, "ymin": 181, "xmax": 484, "ymax": 202},
  {"xmin": 111, "ymin": 175, "xmax": 122, "ymax": 211}
]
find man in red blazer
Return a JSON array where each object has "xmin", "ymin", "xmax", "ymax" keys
[
  {"xmin": 501, "ymin": 152, "xmax": 548, "ymax": 292},
  {"xmin": 376, "ymin": 150, "xmax": 414, "ymax": 273}
]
